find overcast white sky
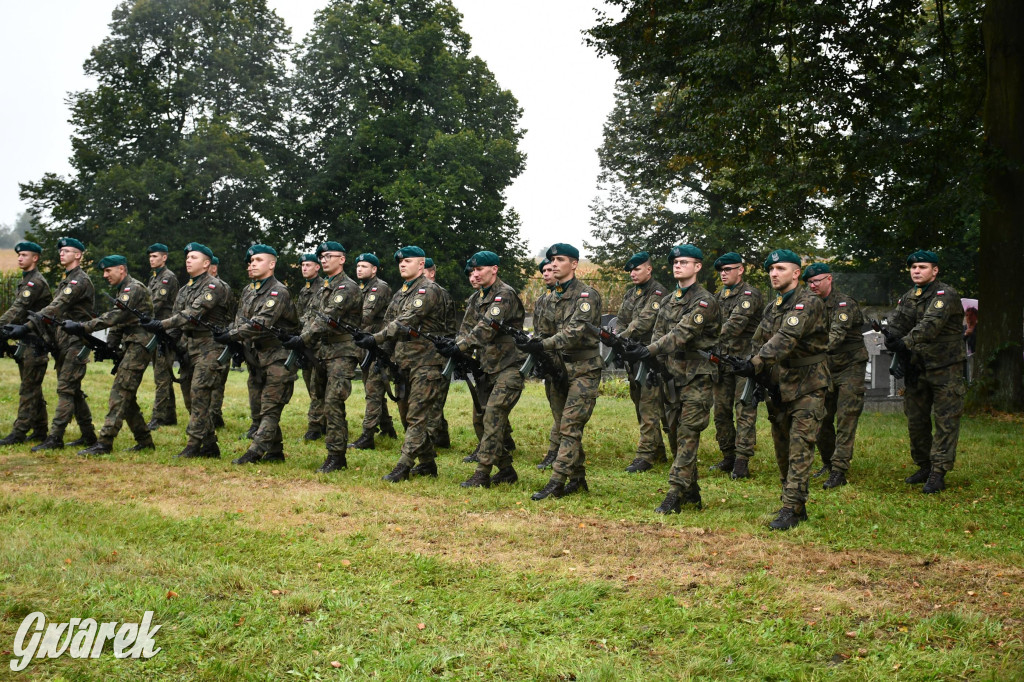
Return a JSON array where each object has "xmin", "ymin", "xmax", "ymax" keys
[{"xmin": 0, "ymin": 0, "xmax": 618, "ymax": 256}]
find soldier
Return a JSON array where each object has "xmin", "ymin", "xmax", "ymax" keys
[
  {"xmin": 284, "ymin": 241, "xmax": 361, "ymax": 473},
  {"xmin": 886, "ymin": 250, "xmax": 966, "ymax": 494},
  {"xmin": 0, "ymin": 241, "xmax": 52, "ymax": 445},
  {"xmin": 533, "ymin": 257, "xmax": 570, "ymax": 470},
  {"xmin": 145, "ymin": 243, "xmax": 179, "ymax": 430},
  {"xmin": 355, "ymin": 245, "xmax": 448, "ymax": 482},
  {"xmin": 63, "ymin": 255, "xmax": 156, "ymax": 455},
  {"xmin": 517, "ymin": 243, "xmax": 602, "ymax": 500},
  {"xmin": 437, "ymin": 251, "xmax": 526, "ymax": 488},
  {"xmin": 802, "ymin": 263, "xmax": 868, "ymax": 489},
  {"xmin": 734, "ymin": 249, "xmax": 829, "ymax": 530},
  {"xmin": 214, "ymin": 245, "xmax": 300, "ymax": 464},
  {"xmin": 625, "ymin": 245, "xmax": 721, "ymax": 513},
  {"xmin": 295, "ymin": 253, "xmax": 325, "ymax": 441},
  {"xmin": 18, "ymin": 237, "xmax": 97, "ymax": 451},
  {"xmin": 616, "ymin": 251, "xmax": 670, "ymax": 473},
  {"xmin": 710, "ymin": 252, "xmax": 764, "ymax": 479},
  {"xmin": 208, "ymin": 255, "xmax": 232, "ymax": 429},
  {"xmin": 143, "ymin": 243, "xmax": 230, "ymax": 458},
  {"xmin": 423, "ymin": 257, "xmax": 456, "ymax": 449},
  {"xmin": 349, "ymin": 252, "xmax": 397, "ymax": 449}
]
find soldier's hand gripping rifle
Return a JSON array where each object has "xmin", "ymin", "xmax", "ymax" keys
[
  {"xmin": 30, "ymin": 311, "xmax": 122, "ymax": 373},
  {"xmin": 0, "ymin": 323, "xmax": 55, "ymax": 361},
  {"xmin": 698, "ymin": 349, "xmax": 778, "ymax": 408},
  {"xmin": 100, "ymin": 292, "xmax": 162, "ymax": 354},
  {"xmin": 487, "ymin": 318, "xmax": 569, "ymax": 394},
  {"xmin": 586, "ymin": 321, "xmax": 678, "ymax": 403},
  {"xmin": 185, "ymin": 314, "xmax": 243, "ymax": 367},
  {"xmin": 869, "ymin": 319, "xmax": 918, "ymax": 387},
  {"xmin": 314, "ymin": 312, "xmax": 375, "ymax": 372},
  {"xmin": 322, "ymin": 313, "xmax": 408, "ymax": 401},
  {"xmin": 241, "ymin": 317, "xmax": 312, "ymax": 371},
  {"xmin": 397, "ymin": 323, "xmax": 483, "ymax": 414}
]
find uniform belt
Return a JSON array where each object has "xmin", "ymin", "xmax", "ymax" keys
[
  {"xmin": 830, "ymin": 340, "xmax": 865, "ymax": 354},
  {"xmin": 184, "ymin": 330, "xmax": 213, "ymax": 338},
  {"xmin": 783, "ymin": 353, "xmax": 827, "ymax": 368},
  {"xmin": 560, "ymin": 348, "xmax": 600, "ymax": 363}
]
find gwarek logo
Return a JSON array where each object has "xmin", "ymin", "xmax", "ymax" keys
[{"xmin": 10, "ymin": 611, "xmax": 161, "ymax": 671}]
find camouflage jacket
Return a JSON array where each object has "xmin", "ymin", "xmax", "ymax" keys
[
  {"xmin": 889, "ymin": 280, "xmax": 965, "ymax": 372},
  {"xmin": 616, "ymin": 277, "xmax": 667, "ymax": 344},
  {"xmin": 715, "ymin": 279, "xmax": 764, "ymax": 356},
  {"xmin": 358, "ymin": 275, "xmax": 392, "ymax": 332},
  {"xmin": 648, "ymin": 282, "xmax": 721, "ymax": 384},
  {"xmin": 455, "ymin": 277, "xmax": 527, "ymax": 374},
  {"xmin": 0, "ymin": 268, "xmax": 52, "ymax": 326},
  {"xmin": 147, "ymin": 266, "xmax": 179, "ymax": 320},
  {"xmin": 160, "ymin": 271, "xmax": 231, "ymax": 355},
  {"xmin": 30, "ymin": 265, "xmax": 95, "ymax": 353},
  {"xmin": 301, "ymin": 271, "xmax": 361, "ymax": 359},
  {"xmin": 295, "ymin": 277, "xmax": 323, "ymax": 325},
  {"xmin": 437, "ymin": 284, "xmax": 459, "ymax": 335},
  {"xmin": 230, "ymin": 275, "xmax": 299, "ymax": 368},
  {"xmin": 821, "ymin": 288, "xmax": 868, "ymax": 371},
  {"xmin": 538, "ymin": 277, "xmax": 602, "ymax": 358},
  {"xmin": 375, "ymin": 274, "xmax": 446, "ymax": 369},
  {"xmin": 83, "ymin": 274, "xmax": 154, "ymax": 347},
  {"xmin": 533, "ymin": 286, "xmax": 557, "ymax": 336},
  {"xmin": 752, "ymin": 285, "xmax": 830, "ymax": 402}
]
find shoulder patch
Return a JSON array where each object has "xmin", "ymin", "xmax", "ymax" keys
[
  {"xmin": 21, "ymin": 289, "xmax": 31, "ymax": 298},
  {"xmin": 270, "ymin": 291, "xmax": 279, "ymax": 296},
  {"xmin": 787, "ymin": 315, "xmax": 800, "ymax": 327},
  {"xmin": 698, "ymin": 300, "xmax": 708, "ymax": 308},
  {"xmin": 334, "ymin": 294, "xmax": 344, "ymax": 303},
  {"xmin": 120, "ymin": 294, "xmax": 130, "ymax": 301},
  {"xmin": 27, "ymin": 281, "xmax": 34, "ymax": 287},
  {"xmin": 490, "ymin": 305, "xmax": 502, "ymax": 317},
  {"xmin": 654, "ymin": 290, "xmax": 663, "ymax": 296},
  {"xmin": 934, "ymin": 300, "xmax": 945, "ymax": 309},
  {"xmin": 162, "ymin": 279, "xmax": 168, "ymax": 284},
  {"xmin": 580, "ymin": 292, "xmax": 590, "ymax": 298},
  {"xmin": 494, "ymin": 296, "xmax": 503, "ymax": 302},
  {"xmin": 741, "ymin": 300, "xmax": 751, "ymax": 309},
  {"xmin": 937, "ymin": 290, "xmax": 945, "ymax": 295},
  {"xmin": 693, "ymin": 312, "xmax": 704, "ymax": 325},
  {"xmin": 743, "ymin": 290, "xmax": 752, "ymax": 295},
  {"xmin": 205, "ymin": 293, "xmax": 213, "ymax": 301},
  {"xmin": 794, "ymin": 303, "xmax": 804, "ymax": 310},
  {"xmin": 838, "ymin": 312, "xmax": 849, "ymax": 322},
  {"xmin": 70, "ymin": 280, "xmax": 78, "ymax": 285},
  {"xmin": 266, "ymin": 299, "xmax": 276, "ymax": 308},
  {"xmin": 579, "ymin": 301, "xmax": 592, "ymax": 312},
  {"xmin": 63, "ymin": 287, "xmax": 72, "ymax": 295},
  {"xmin": 208, "ymin": 283, "xmax": 216, "ymax": 289},
  {"xmin": 413, "ymin": 298, "xmax": 423, "ymax": 308},
  {"xmin": 371, "ymin": 287, "xmax": 378, "ymax": 292},
  {"xmin": 652, "ymin": 301, "xmax": 660, "ymax": 310},
  {"xmin": 339, "ymin": 284, "xmax": 346, "ymax": 289},
  {"xmin": 839, "ymin": 301, "xmax": 847, "ymax": 307},
  {"xmin": 418, "ymin": 288, "xmax": 427, "ymax": 294}
]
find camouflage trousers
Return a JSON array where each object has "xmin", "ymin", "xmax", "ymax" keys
[
  {"xmin": 360, "ymin": 362, "xmax": 394, "ymax": 432},
  {"xmin": 317, "ymin": 354, "xmax": 356, "ymax": 457},
  {"xmin": 662, "ymin": 375, "xmax": 713, "ymax": 492},
  {"xmin": 303, "ymin": 363, "xmax": 325, "ymax": 431},
  {"xmin": 98, "ymin": 343, "xmax": 153, "ymax": 445},
  {"xmin": 816, "ymin": 361, "xmax": 866, "ymax": 472},
  {"xmin": 249, "ymin": 362, "xmax": 296, "ymax": 455},
  {"xmin": 767, "ymin": 388, "xmax": 826, "ymax": 509},
  {"xmin": 150, "ymin": 347, "xmax": 177, "ymax": 423},
  {"xmin": 475, "ymin": 366, "xmax": 524, "ymax": 469},
  {"xmin": 178, "ymin": 356, "xmax": 193, "ymax": 414},
  {"xmin": 544, "ymin": 361, "xmax": 569, "ymax": 455},
  {"xmin": 11, "ymin": 347, "xmax": 49, "ymax": 437},
  {"xmin": 184, "ymin": 348, "xmax": 224, "ymax": 447},
  {"xmin": 632, "ymin": 369, "xmax": 668, "ymax": 463},
  {"xmin": 713, "ymin": 372, "xmax": 759, "ymax": 461},
  {"xmin": 904, "ymin": 364, "xmax": 965, "ymax": 473},
  {"xmin": 246, "ymin": 362, "xmax": 264, "ymax": 430},
  {"xmin": 396, "ymin": 364, "xmax": 446, "ymax": 467},
  {"xmin": 428, "ymin": 375, "xmax": 451, "ymax": 445},
  {"xmin": 50, "ymin": 345, "xmax": 94, "ymax": 440},
  {"xmin": 551, "ymin": 357, "xmax": 603, "ymax": 481},
  {"xmin": 211, "ymin": 362, "xmax": 230, "ymax": 424}
]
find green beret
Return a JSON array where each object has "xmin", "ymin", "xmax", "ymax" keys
[
  {"xmin": 394, "ymin": 245, "xmax": 426, "ymax": 262},
  {"xmin": 246, "ymin": 244, "xmax": 278, "ymax": 262},
  {"xmin": 300, "ymin": 253, "xmax": 319, "ymax": 264},
  {"xmin": 546, "ymin": 243, "xmax": 580, "ymax": 260},
  {"xmin": 355, "ymin": 253, "xmax": 380, "ymax": 267},
  {"xmin": 801, "ymin": 262, "xmax": 831, "ymax": 281},
  {"xmin": 14, "ymin": 241, "xmax": 42, "ymax": 254},
  {"xmin": 466, "ymin": 251, "xmax": 500, "ymax": 269},
  {"xmin": 763, "ymin": 249, "xmax": 802, "ymax": 270},
  {"xmin": 211, "ymin": 256, "xmax": 219, "ymax": 265},
  {"xmin": 624, "ymin": 251, "xmax": 650, "ymax": 271},
  {"xmin": 424, "ymin": 257, "xmax": 435, "ymax": 269},
  {"xmin": 315, "ymin": 241, "xmax": 346, "ymax": 257},
  {"xmin": 56, "ymin": 237, "xmax": 85, "ymax": 252},
  {"xmin": 537, "ymin": 258, "xmax": 551, "ymax": 273},
  {"xmin": 669, "ymin": 244, "xmax": 704, "ymax": 262},
  {"xmin": 97, "ymin": 255, "xmax": 127, "ymax": 269},
  {"xmin": 147, "ymin": 243, "xmax": 169, "ymax": 254},
  {"xmin": 183, "ymin": 242, "xmax": 214, "ymax": 260},
  {"xmin": 906, "ymin": 249, "xmax": 938, "ymax": 266},
  {"xmin": 713, "ymin": 252, "xmax": 743, "ymax": 270}
]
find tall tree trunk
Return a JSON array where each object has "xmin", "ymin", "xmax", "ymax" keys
[{"xmin": 977, "ymin": 0, "xmax": 1024, "ymax": 411}]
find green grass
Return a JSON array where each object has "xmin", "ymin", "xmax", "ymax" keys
[{"xmin": 1, "ymin": 361, "xmax": 1022, "ymax": 680}]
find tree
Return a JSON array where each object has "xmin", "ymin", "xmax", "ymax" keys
[
  {"xmin": 0, "ymin": 212, "xmax": 32, "ymax": 249},
  {"xmin": 20, "ymin": 0, "xmax": 292, "ymax": 289},
  {"xmin": 289, "ymin": 0, "xmax": 528, "ymax": 299}
]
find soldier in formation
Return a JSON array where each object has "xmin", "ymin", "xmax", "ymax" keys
[
  {"xmin": 295, "ymin": 253, "xmax": 325, "ymax": 441},
  {"xmin": 349, "ymin": 252, "xmax": 397, "ymax": 449},
  {"xmin": 146, "ymin": 243, "xmax": 179, "ymax": 430}
]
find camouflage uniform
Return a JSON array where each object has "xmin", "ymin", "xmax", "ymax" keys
[
  {"xmin": 160, "ymin": 272, "xmax": 231, "ymax": 450},
  {"xmin": 147, "ymin": 265, "xmax": 179, "ymax": 424},
  {"xmin": 29, "ymin": 266, "xmax": 96, "ymax": 443},
  {"xmin": 301, "ymin": 272, "xmax": 362, "ymax": 462},
  {"xmin": 751, "ymin": 286, "xmax": 830, "ymax": 511},
  {"xmin": 617, "ymin": 277, "xmax": 669, "ymax": 464},
  {"xmin": 357, "ymin": 274, "xmax": 395, "ymax": 434},
  {"xmin": 296, "ymin": 276, "xmax": 325, "ymax": 435},
  {"xmin": 230, "ymin": 276, "xmax": 299, "ymax": 457},
  {"xmin": 647, "ymin": 284, "xmax": 721, "ymax": 493},
  {"xmin": 374, "ymin": 275, "xmax": 448, "ymax": 470},
  {"xmin": 889, "ymin": 281, "xmax": 966, "ymax": 473},
  {"xmin": 816, "ymin": 288, "xmax": 868, "ymax": 473},
  {"xmin": 82, "ymin": 275, "xmax": 156, "ymax": 447},
  {"xmin": 539, "ymin": 278, "xmax": 603, "ymax": 482},
  {"xmin": 713, "ymin": 281, "xmax": 764, "ymax": 464},
  {"xmin": 425, "ymin": 282, "xmax": 458, "ymax": 447},
  {"xmin": 533, "ymin": 285, "xmax": 569, "ymax": 461},
  {"xmin": 0, "ymin": 267, "xmax": 52, "ymax": 438},
  {"xmin": 455, "ymin": 278, "xmax": 527, "ymax": 470},
  {"xmin": 210, "ymin": 277, "xmax": 234, "ymax": 426}
]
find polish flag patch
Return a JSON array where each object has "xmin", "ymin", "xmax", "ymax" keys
[
  {"xmin": 270, "ymin": 291, "xmax": 279, "ymax": 296},
  {"xmin": 743, "ymin": 290, "xmax": 752, "ymax": 295},
  {"xmin": 654, "ymin": 290, "xmax": 663, "ymax": 296},
  {"xmin": 162, "ymin": 279, "xmax": 168, "ymax": 284},
  {"xmin": 698, "ymin": 300, "xmax": 708, "ymax": 308},
  {"xmin": 795, "ymin": 304, "xmax": 804, "ymax": 310},
  {"xmin": 27, "ymin": 282, "xmax": 34, "ymax": 287},
  {"xmin": 494, "ymin": 296, "xmax": 502, "ymax": 302},
  {"xmin": 208, "ymin": 283, "xmax": 216, "ymax": 289},
  {"xmin": 71, "ymin": 280, "xmax": 78, "ymax": 284},
  {"xmin": 124, "ymin": 287, "xmax": 131, "ymax": 292},
  {"xmin": 839, "ymin": 301, "xmax": 847, "ymax": 307},
  {"xmin": 581, "ymin": 292, "xmax": 590, "ymax": 298},
  {"xmin": 937, "ymin": 290, "xmax": 945, "ymax": 295},
  {"xmin": 371, "ymin": 287, "xmax": 377, "ymax": 292},
  {"xmin": 418, "ymin": 288, "xmax": 426, "ymax": 294}
]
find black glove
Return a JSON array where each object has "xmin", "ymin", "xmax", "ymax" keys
[
  {"xmin": 142, "ymin": 319, "xmax": 165, "ymax": 334},
  {"xmin": 4, "ymin": 324, "xmax": 28, "ymax": 340},
  {"xmin": 213, "ymin": 331, "xmax": 233, "ymax": 345},
  {"xmin": 283, "ymin": 335, "xmax": 305, "ymax": 350},
  {"xmin": 732, "ymin": 359, "xmax": 757, "ymax": 377},
  {"xmin": 622, "ymin": 345, "xmax": 651, "ymax": 362},
  {"xmin": 515, "ymin": 337, "xmax": 545, "ymax": 354},
  {"xmin": 354, "ymin": 332, "xmax": 377, "ymax": 350},
  {"xmin": 61, "ymin": 320, "xmax": 85, "ymax": 336},
  {"xmin": 884, "ymin": 335, "xmax": 907, "ymax": 354},
  {"xmin": 435, "ymin": 337, "xmax": 458, "ymax": 357}
]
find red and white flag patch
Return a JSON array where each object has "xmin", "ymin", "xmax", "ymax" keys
[{"xmin": 795, "ymin": 303, "xmax": 805, "ymax": 310}]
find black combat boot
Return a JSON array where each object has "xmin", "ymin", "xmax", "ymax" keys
[
  {"xmin": 531, "ymin": 477, "xmax": 565, "ymax": 500},
  {"xmin": 904, "ymin": 466, "xmax": 930, "ymax": 484},
  {"xmin": 0, "ymin": 432, "xmax": 27, "ymax": 446},
  {"xmin": 460, "ymin": 467, "xmax": 492, "ymax": 488},
  {"xmin": 379, "ymin": 421, "xmax": 398, "ymax": 439},
  {"xmin": 823, "ymin": 469, "xmax": 847, "ymax": 489},
  {"xmin": 490, "ymin": 466, "xmax": 519, "ymax": 485},
  {"xmin": 434, "ymin": 430, "xmax": 451, "ymax": 449},
  {"xmin": 812, "ymin": 464, "xmax": 831, "ymax": 479},
  {"xmin": 462, "ymin": 446, "xmax": 480, "ymax": 463},
  {"xmin": 653, "ymin": 442, "xmax": 668, "ymax": 464},
  {"xmin": 146, "ymin": 418, "xmax": 162, "ymax": 431},
  {"xmin": 769, "ymin": 506, "xmax": 804, "ymax": 531},
  {"xmin": 26, "ymin": 428, "xmax": 47, "ymax": 442},
  {"xmin": 683, "ymin": 484, "xmax": 703, "ymax": 510},
  {"xmin": 382, "ymin": 462, "xmax": 411, "ymax": 482},
  {"xmin": 317, "ymin": 453, "xmax": 347, "ymax": 473},
  {"xmin": 78, "ymin": 442, "xmax": 112, "ymax": 456},
  {"xmin": 560, "ymin": 477, "xmax": 589, "ymax": 497},
  {"xmin": 176, "ymin": 443, "xmax": 202, "ymax": 459},
  {"xmin": 731, "ymin": 458, "xmax": 750, "ymax": 480},
  {"xmin": 410, "ymin": 460, "xmax": 438, "ymax": 477},
  {"xmin": 536, "ymin": 449, "xmax": 557, "ymax": 470},
  {"xmin": 233, "ymin": 449, "xmax": 262, "ymax": 465},
  {"xmin": 261, "ymin": 450, "xmax": 285, "ymax": 462},
  {"xmin": 31, "ymin": 436, "xmax": 64, "ymax": 452},
  {"xmin": 504, "ymin": 435, "xmax": 517, "ymax": 453},
  {"xmin": 127, "ymin": 439, "xmax": 155, "ymax": 452},
  {"xmin": 303, "ymin": 427, "xmax": 323, "ymax": 441},
  {"xmin": 68, "ymin": 430, "xmax": 97, "ymax": 448},
  {"xmin": 922, "ymin": 471, "xmax": 946, "ymax": 494},
  {"xmin": 213, "ymin": 415, "xmax": 226, "ymax": 429},
  {"xmin": 244, "ymin": 422, "xmax": 259, "ymax": 439},
  {"xmin": 709, "ymin": 456, "xmax": 735, "ymax": 473},
  {"xmin": 625, "ymin": 457, "xmax": 653, "ymax": 474},
  {"xmin": 655, "ymin": 490, "xmax": 682, "ymax": 514},
  {"xmin": 197, "ymin": 441, "xmax": 221, "ymax": 458},
  {"xmin": 349, "ymin": 429, "xmax": 375, "ymax": 450}
]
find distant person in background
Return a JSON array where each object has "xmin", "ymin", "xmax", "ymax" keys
[{"xmin": 963, "ymin": 307, "xmax": 977, "ymax": 355}]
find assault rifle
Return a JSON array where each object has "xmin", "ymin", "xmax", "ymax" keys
[
  {"xmin": 314, "ymin": 312, "xmax": 374, "ymax": 371},
  {"xmin": 241, "ymin": 317, "xmax": 312, "ymax": 371},
  {"xmin": 585, "ymin": 321, "xmax": 677, "ymax": 403},
  {"xmin": 397, "ymin": 323, "xmax": 482, "ymax": 413},
  {"xmin": 869, "ymin": 319, "xmax": 918, "ymax": 387},
  {"xmin": 698, "ymin": 349, "xmax": 778, "ymax": 408},
  {"xmin": 487, "ymin": 319, "xmax": 569, "ymax": 395},
  {"xmin": 0, "ymin": 324, "xmax": 55, "ymax": 361},
  {"xmin": 100, "ymin": 292, "xmax": 161, "ymax": 354},
  {"xmin": 30, "ymin": 311, "xmax": 122, "ymax": 373},
  {"xmin": 185, "ymin": 314, "xmax": 243, "ymax": 367},
  {"xmin": 314, "ymin": 312, "xmax": 408, "ymax": 401}
]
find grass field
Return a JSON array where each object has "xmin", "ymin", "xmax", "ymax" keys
[{"xmin": 1, "ymin": 360, "xmax": 1022, "ymax": 680}]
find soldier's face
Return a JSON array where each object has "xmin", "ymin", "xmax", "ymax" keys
[
  {"xmin": 629, "ymin": 262, "xmax": 652, "ymax": 285},
  {"xmin": 209, "ymin": 265, "xmax": 219, "ymax": 277},
  {"xmin": 355, "ymin": 262, "xmax": 377, "ymax": 280},
  {"xmin": 909, "ymin": 263, "xmax": 938, "ymax": 285},
  {"xmin": 718, "ymin": 264, "xmax": 743, "ymax": 287},
  {"xmin": 149, "ymin": 252, "xmax": 167, "ymax": 269},
  {"xmin": 320, "ymin": 252, "xmax": 345, "ymax": 276},
  {"xmin": 302, "ymin": 260, "xmax": 322, "ymax": 279},
  {"xmin": 672, "ymin": 257, "xmax": 701, "ymax": 284},
  {"xmin": 16, "ymin": 251, "xmax": 38, "ymax": 271},
  {"xmin": 550, "ymin": 255, "xmax": 577, "ymax": 283},
  {"xmin": 59, "ymin": 247, "xmax": 82, "ymax": 269},
  {"xmin": 248, "ymin": 254, "xmax": 275, "ymax": 280},
  {"xmin": 103, "ymin": 265, "xmax": 127, "ymax": 286},
  {"xmin": 424, "ymin": 267, "xmax": 436, "ymax": 282},
  {"xmin": 185, "ymin": 251, "xmax": 210, "ymax": 277},
  {"xmin": 398, "ymin": 257, "xmax": 424, "ymax": 281},
  {"xmin": 471, "ymin": 265, "xmax": 498, "ymax": 289},
  {"xmin": 541, "ymin": 264, "xmax": 556, "ymax": 286},
  {"xmin": 769, "ymin": 263, "xmax": 801, "ymax": 292},
  {"xmin": 806, "ymin": 273, "xmax": 832, "ymax": 297}
]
